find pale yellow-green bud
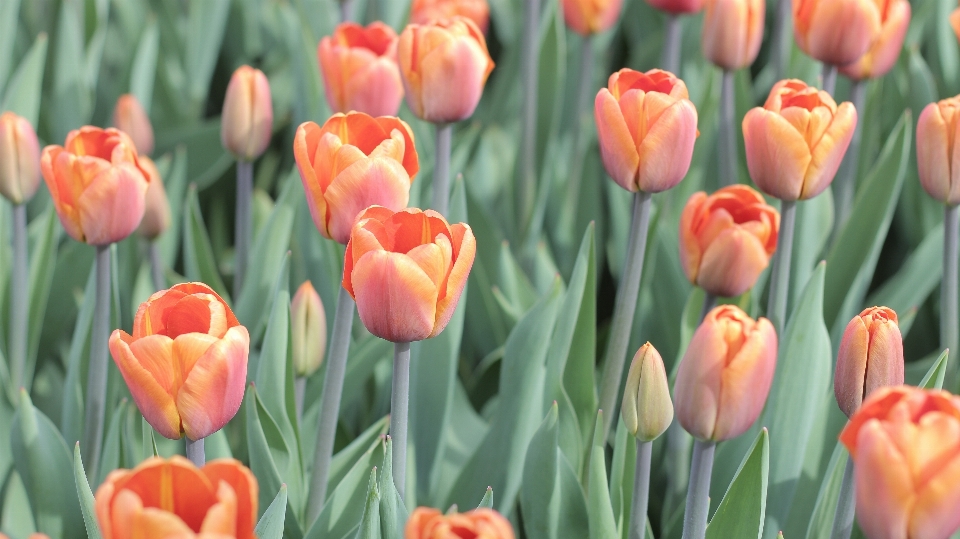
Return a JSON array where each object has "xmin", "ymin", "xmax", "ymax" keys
[
  {"xmin": 622, "ymin": 342, "xmax": 674, "ymax": 441},
  {"xmin": 291, "ymin": 280, "xmax": 327, "ymax": 377}
]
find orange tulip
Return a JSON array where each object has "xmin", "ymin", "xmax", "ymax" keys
[
  {"xmin": 137, "ymin": 156, "xmax": 171, "ymax": 240},
  {"xmin": 318, "ymin": 22, "xmax": 405, "ymax": 117},
  {"xmin": 0, "ymin": 111, "xmax": 41, "ymax": 205},
  {"xmin": 834, "ymin": 307, "xmax": 904, "ymax": 418},
  {"xmin": 840, "ymin": 386, "xmax": 960, "ymax": 539},
  {"xmin": 560, "ymin": 0, "xmax": 623, "ymax": 36},
  {"xmin": 294, "ymin": 112, "xmax": 419, "ymax": 244},
  {"xmin": 41, "ymin": 126, "xmax": 151, "ymax": 245},
  {"xmin": 594, "ymin": 68, "xmax": 698, "ymax": 193},
  {"xmin": 406, "ymin": 507, "xmax": 515, "ymax": 538},
  {"xmin": 0, "ymin": 534, "xmax": 49, "ymax": 539},
  {"xmin": 793, "ymin": 0, "xmax": 882, "ymax": 67},
  {"xmin": 679, "ymin": 185, "xmax": 779, "ymax": 297},
  {"xmin": 622, "ymin": 342, "xmax": 674, "ymax": 442},
  {"xmin": 291, "ymin": 280, "xmax": 327, "ymax": 377},
  {"xmin": 953, "ymin": 8, "xmax": 960, "ymax": 43},
  {"xmin": 701, "ymin": 0, "xmax": 765, "ymax": 70},
  {"xmin": 112, "ymin": 94, "xmax": 154, "ymax": 156},
  {"xmin": 645, "ymin": 0, "xmax": 704, "ymax": 14},
  {"xmin": 916, "ymin": 96, "xmax": 960, "ymax": 206},
  {"xmin": 95, "ymin": 456, "xmax": 257, "ymax": 539},
  {"xmin": 109, "ymin": 283, "xmax": 250, "ymax": 440},
  {"xmin": 838, "ymin": 0, "xmax": 910, "ymax": 80},
  {"xmin": 221, "ymin": 65, "xmax": 273, "ymax": 161},
  {"xmin": 674, "ymin": 305, "xmax": 777, "ymax": 441},
  {"xmin": 742, "ymin": 79, "xmax": 857, "ymax": 201},
  {"xmin": 343, "ymin": 206, "xmax": 476, "ymax": 343},
  {"xmin": 397, "ymin": 17, "xmax": 495, "ymax": 123},
  {"xmin": 410, "ymin": 0, "xmax": 491, "ymax": 33}
]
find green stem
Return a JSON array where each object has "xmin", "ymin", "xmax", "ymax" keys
[
  {"xmin": 833, "ymin": 80, "xmax": 866, "ymax": 234},
  {"xmin": 82, "ymin": 244, "xmax": 112, "ymax": 478},
  {"xmin": 391, "ymin": 341, "xmax": 411, "ymax": 503},
  {"xmin": 10, "ymin": 204, "xmax": 27, "ymax": 390},
  {"xmin": 295, "ymin": 376, "xmax": 306, "ymax": 425},
  {"xmin": 432, "ymin": 123, "xmax": 452, "ymax": 218},
  {"xmin": 699, "ymin": 293, "xmax": 717, "ymax": 324},
  {"xmin": 339, "ymin": 0, "xmax": 351, "ymax": 22},
  {"xmin": 719, "ymin": 70, "xmax": 738, "ymax": 188},
  {"xmin": 186, "ymin": 437, "xmax": 205, "ymax": 467},
  {"xmin": 519, "ymin": 0, "xmax": 541, "ymax": 231},
  {"xmin": 770, "ymin": 0, "xmax": 792, "ymax": 81},
  {"xmin": 662, "ymin": 14, "xmax": 682, "ymax": 74},
  {"xmin": 681, "ymin": 440, "xmax": 716, "ymax": 539},
  {"xmin": 822, "ymin": 64, "xmax": 838, "ymax": 95},
  {"xmin": 767, "ymin": 200, "xmax": 797, "ymax": 334},
  {"xmin": 943, "ymin": 204, "xmax": 959, "ymax": 388},
  {"xmin": 234, "ymin": 160, "xmax": 253, "ymax": 300},
  {"xmin": 149, "ymin": 241, "xmax": 164, "ymax": 292},
  {"xmin": 629, "ymin": 440, "xmax": 653, "ymax": 539},
  {"xmin": 830, "ymin": 456, "xmax": 856, "ymax": 539}
]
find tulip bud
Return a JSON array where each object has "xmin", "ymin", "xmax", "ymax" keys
[
  {"xmin": 318, "ymin": 22, "xmax": 405, "ymax": 117},
  {"xmin": 834, "ymin": 307, "xmax": 904, "ymax": 418},
  {"xmin": 410, "ymin": 0, "xmax": 491, "ymax": 34},
  {"xmin": 645, "ymin": 0, "xmax": 703, "ymax": 14},
  {"xmin": 221, "ymin": 65, "xmax": 273, "ymax": 161},
  {"xmin": 291, "ymin": 281, "xmax": 327, "ymax": 378},
  {"xmin": 621, "ymin": 343, "xmax": 674, "ymax": 442},
  {"xmin": 792, "ymin": 0, "xmax": 883, "ymax": 67},
  {"xmin": 136, "ymin": 156, "xmax": 171, "ymax": 240},
  {"xmin": 406, "ymin": 507, "xmax": 515, "ymax": 538},
  {"xmin": 701, "ymin": 0, "xmax": 765, "ymax": 71},
  {"xmin": 916, "ymin": 97, "xmax": 960, "ymax": 206},
  {"xmin": 560, "ymin": 0, "xmax": 622, "ymax": 36},
  {"xmin": 112, "ymin": 94, "xmax": 154, "ymax": 156},
  {"xmin": 674, "ymin": 305, "xmax": 777, "ymax": 441},
  {"xmin": 838, "ymin": 0, "xmax": 910, "ymax": 81},
  {"xmin": 0, "ymin": 112, "xmax": 41, "ymax": 206}
]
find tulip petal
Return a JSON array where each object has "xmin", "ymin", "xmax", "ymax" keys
[
  {"xmin": 863, "ymin": 321, "xmax": 904, "ymax": 400},
  {"xmin": 854, "ymin": 421, "xmax": 913, "ymax": 539},
  {"xmin": 909, "ymin": 414, "xmax": 960, "ymax": 539},
  {"xmin": 110, "ymin": 489, "xmax": 195, "ymax": 539},
  {"xmin": 743, "ymin": 108, "xmax": 810, "ymax": 200},
  {"xmin": 419, "ymin": 35, "xmax": 488, "ymax": 122},
  {"xmin": 697, "ymin": 227, "xmax": 770, "ymax": 297},
  {"xmin": 432, "ymin": 224, "xmax": 476, "ymax": 338},
  {"xmin": 344, "ymin": 58, "xmax": 405, "ymax": 117},
  {"xmin": 294, "ymin": 122, "xmax": 331, "ymax": 238},
  {"xmin": 595, "ymin": 89, "xmax": 641, "ymax": 191},
  {"xmin": 835, "ymin": 316, "xmax": 869, "ymax": 417},
  {"xmin": 802, "ymin": 102, "xmax": 856, "ymax": 200},
  {"xmin": 110, "ymin": 331, "xmax": 182, "ymax": 439},
  {"xmin": 324, "ymin": 157, "xmax": 412, "ymax": 244},
  {"xmin": 177, "ymin": 326, "xmax": 250, "ymax": 440},
  {"xmin": 674, "ymin": 321, "xmax": 726, "ymax": 440},
  {"xmin": 634, "ymin": 98, "xmax": 697, "ymax": 192},
  {"xmin": 110, "ymin": 457, "xmax": 219, "ymax": 531},
  {"xmin": 77, "ymin": 163, "xmax": 148, "ymax": 245},
  {"xmin": 803, "ymin": 0, "xmax": 880, "ymax": 66},
  {"xmin": 203, "ymin": 460, "xmax": 259, "ymax": 539},
  {"xmin": 713, "ymin": 317, "xmax": 777, "ymax": 440},
  {"xmin": 199, "ymin": 481, "xmax": 238, "ymax": 535},
  {"xmin": 351, "ymin": 250, "xmax": 439, "ymax": 342},
  {"xmin": 678, "ymin": 191, "xmax": 706, "ymax": 284}
]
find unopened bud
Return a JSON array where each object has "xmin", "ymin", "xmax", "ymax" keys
[
  {"xmin": 137, "ymin": 156, "xmax": 171, "ymax": 240},
  {"xmin": 834, "ymin": 306, "xmax": 904, "ymax": 418},
  {"xmin": 112, "ymin": 94, "xmax": 154, "ymax": 156},
  {"xmin": 221, "ymin": 65, "xmax": 273, "ymax": 161},
  {"xmin": 621, "ymin": 342, "xmax": 674, "ymax": 442},
  {"xmin": 291, "ymin": 281, "xmax": 327, "ymax": 377},
  {"xmin": 0, "ymin": 112, "xmax": 41, "ymax": 205}
]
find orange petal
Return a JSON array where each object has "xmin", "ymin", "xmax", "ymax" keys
[
  {"xmin": 203, "ymin": 459, "xmax": 259, "ymax": 539},
  {"xmin": 697, "ymin": 226, "xmax": 770, "ymax": 297},
  {"xmin": 835, "ymin": 315, "xmax": 869, "ymax": 418},
  {"xmin": 742, "ymin": 108, "xmax": 810, "ymax": 201},
  {"xmin": 109, "ymin": 331, "xmax": 182, "ymax": 439},
  {"xmin": 324, "ymin": 156, "xmax": 411, "ymax": 244},
  {"xmin": 595, "ymin": 88, "xmax": 640, "ymax": 191},
  {"xmin": 199, "ymin": 481, "xmax": 238, "ymax": 535},
  {"xmin": 802, "ymin": 102, "xmax": 856, "ymax": 200},
  {"xmin": 418, "ymin": 34, "xmax": 489, "ymax": 122},
  {"xmin": 635, "ymin": 98, "xmax": 698, "ymax": 193},
  {"xmin": 177, "ymin": 326, "xmax": 250, "ymax": 440},
  {"xmin": 432, "ymin": 223, "xmax": 476, "ymax": 338},
  {"xmin": 712, "ymin": 317, "xmax": 777, "ymax": 440},
  {"xmin": 77, "ymin": 163, "xmax": 148, "ymax": 245},
  {"xmin": 674, "ymin": 315, "xmax": 728, "ymax": 440},
  {"xmin": 853, "ymin": 420, "xmax": 913, "ymax": 539},
  {"xmin": 351, "ymin": 250, "xmax": 439, "ymax": 342}
]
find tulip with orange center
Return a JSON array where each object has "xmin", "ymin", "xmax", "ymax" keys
[
  {"xmin": 294, "ymin": 112, "xmax": 419, "ymax": 244},
  {"xmin": 701, "ymin": 0, "xmax": 765, "ymax": 71},
  {"xmin": 594, "ymin": 68, "xmax": 698, "ymax": 193},
  {"xmin": 41, "ymin": 126, "xmax": 151, "ymax": 245},
  {"xmin": 112, "ymin": 94, "xmax": 154, "ymax": 156},
  {"xmin": 318, "ymin": 22, "xmax": 405, "ymax": 117},
  {"xmin": 397, "ymin": 17, "xmax": 495, "ymax": 124},
  {"xmin": 137, "ymin": 156, "xmax": 171, "ymax": 241},
  {"xmin": 839, "ymin": 386, "xmax": 960, "ymax": 539},
  {"xmin": 916, "ymin": 96, "xmax": 960, "ymax": 206},
  {"xmin": 679, "ymin": 185, "xmax": 780, "ymax": 298},
  {"xmin": 221, "ymin": 65, "xmax": 273, "ymax": 161},
  {"xmin": 0, "ymin": 111, "xmax": 41, "ymax": 206},
  {"xmin": 406, "ymin": 507, "xmax": 515, "ymax": 538},
  {"xmin": 95, "ymin": 456, "xmax": 257, "ymax": 539},
  {"xmin": 793, "ymin": 0, "xmax": 883, "ymax": 67},
  {"xmin": 343, "ymin": 206, "xmax": 476, "ymax": 343},
  {"xmin": 109, "ymin": 283, "xmax": 249, "ymax": 441},
  {"xmin": 742, "ymin": 79, "xmax": 857, "ymax": 201},
  {"xmin": 834, "ymin": 306, "xmax": 904, "ymax": 418},
  {"xmin": 561, "ymin": 0, "xmax": 623, "ymax": 36},
  {"xmin": 410, "ymin": 0, "xmax": 491, "ymax": 33},
  {"xmin": 838, "ymin": 0, "xmax": 910, "ymax": 81},
  {"xmin": 646, "ymin": 0, "xmax": 703, "ymax": 14}
]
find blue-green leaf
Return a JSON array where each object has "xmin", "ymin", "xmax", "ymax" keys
[
  {"xmin": 706, "ymin": 428, "xmax": 769, "ymax": 539},
  {"xmin": 919, "ymin": 349, "xmax": 949, "ymax": 390},
  {"xmin": 256, "ymin": 485, "xmax": 289, "ymax": 539},
  {"xmin": 588, "ymin": 411, "xmax": 618, "ymax": 539},
  {"xmin": 1, "ymin": 33, "xmax": 47, "ymax": 127},
  {"xmin": 73, "ymin": 444, "xmax": 103, "ymax": 539}
]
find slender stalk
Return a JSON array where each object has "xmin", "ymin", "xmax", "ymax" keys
[
  {"xmin": 822, "ymin": 64, "xmax": 838, "ymax": 95},
  {"xmin": 432, "ymin": 123, "xmax": 452, "ymax": 218},
  {"xmin": 10, "ymin": 204, "xmax": 28, "ymax": 390},
  {"xmin": 339, "ymin": 0, "xmax": 351, "ymax": 22},
  {"xmin": 82, "ymin": 244, "xmax": 112, "ymax": 477},
  {"xmin": 943, "ymin": 204, "xmax": 959, "ymax": 388},
  {"xmin": 833, "ymin": 80, "xmax": 867, "ymax": 232},
  {"xmin": 699, "ymin": 293, "xmax": 717, "ymax": 324},
  {"xmin": 662, "ymin": 14, "xmax": 682, "ymax": 75},
  {"xmin": 391, "ymin": 341, "xmax": 411, "ymax": 502},
  {"xmin": 598, "ymin": 192, "xmax": 654, "ymax": 440},
  {"xmin": 306, "ymin": 287, "xmax": 356, "ymax": 524},
  {"xmin": 629, "ymin": 440, "xmax": 653, "ymax": 539},
  {"xmin": 681, "ymin": 440, "xmax": 716, "ymax": 539},
  {"xmin": 770, "ymin": 0, "xmax": 792, "ymax": 81},
  {"xmin": 519, "ymin": 0, "xmax": 541, "ymax": 231},
  {"xmin": 295, "ymin": 376, "xmax": 306, "ymax": 425},
  {"xmin": 186, "ymin": 437, "xmax": 205, "ymax": 467},
  {"xmin": 234, "ymin": 160, "xmax": 253, "ymax": 300},
  {"xmin": 766, "ymin": 200, "xmax": 797, "ymax": 334},
  {"xmin": 559, "ymin": 35, "xmax": 595, "ymax": 242},
  {"xmin": 149, "ymin": 241, "xmax": 165, "ymax": 292},
  {"xmin": 830, "ymin": 457, "xmax": 856, "ymax": 539},
  {"xmin": 719, "ymin": 70, "xmax": 738, "ymax": 188}
]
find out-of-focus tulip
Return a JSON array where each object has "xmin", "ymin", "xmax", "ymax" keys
[
  {"xmin": 701, "ymin": 0, "xmax": 765, "ymax": 71},
  {"xmin": 136, "ymin": 156, "xmax": 171, "ymax": 240},
  {"xmin": 674, "ymin": 305, "xmax": 777, "ymax": 441},
  {"xmin": 343, "ymin": 206, "xmax": 476, "ymax": 343},
  {"xmin": 560, "ymin": 0, "xmax": 623, "ymax": 36},
  {"xmin": 793, "ymin": 0, "xmax": 882, "ymax": 67},
  {"xmin": 679, "ymin": 185, "xmax": 779, "ymax": 297},
  {"xmin": 318, "ymin": 22, "xmax": 404, "ymax": 117},
  {"xmin": 406, "ymin": 507, "xmax": 515, "ymax": 538},
  {"xmin": 109, "ymin": 283, "xmax": 249, "ymax": 440},
  {"xmin": 0, "ymin": 111, "xmax": 41, "ymax": 205},
  {"xmin": 834, "ymin": 307, "xmax": 904, "ymax": 418},
  {"xmin": 291, "ymin": 281, "xmax": 327, "ymax": 377},
  {"xmin": 411, "ymin": 0, "xmax": 491, "ymax": 34},
  {"xmin": 839, "ymin": 386, "xmax": 960, "ymax": 539},
  {"xmin": 95, "ymin": 456, "xmax": 257, "ymax": 539},
  {"xmin": 838, "ymin": 0, "xmax": 910, "ymax": 80},
  {"xmin": 743, "ymin": 79, "xmax": 857, "ymax": 201},
  {"xmin": 112, "ymin": 94, "xmax": 154, "ymax": 156},
  {"xmin": 621, "ymin": 342, "xmax": 674, "ymax": 441},
  {"xmin": 221, "ymin": 65, "xmax": 273, "ymax": 161},
  {"xmin": 1, "ymin": 534, "xmax": 49, "ymax": 539},
  {"xmin": 952, "ymin": 8, "xmax": 960, "ymax": 43},
  {"xmin": 41, "ymin": 126, "xmax": 150, "ymax": 245},
  {"xmin": 595, "ymin": 68, "xmax": 698, "ymax": 193},
  {"xmin": 397, "ymin": 17, "xmax": 495, "ymax": 123},
  {"xmin": 294, "ymin": 112, "xmax": 419, "ymax": 244},
  {"xmin": 646, "ymin": 0, "xmax": 703, "ymax": 14},
  {"xmin": 917, "ymin": 97, "xmax": 960, "ymax": 206}
]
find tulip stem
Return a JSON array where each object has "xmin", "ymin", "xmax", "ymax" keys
[
  {"xmin": 294, "ymin": 376, "xmax": 306, "ymax": 425},
  {"xmin": 391, "ymin": 341, "xmax": 411, "ymax": 503},
  {"xmin": 10, "ymin": 204, "xmax": 28, "ymax": 391},
  {"xmin": 829, "ymin": 455, "xmax": 856, "ymax": 539},
  {"xmin": 719, "ymin": 69, "xmax": 738, "ymax": 188},
  {"xmin": 662, "ymin": 14, "xmax": 682, "ymax": 74},
  {"xmin": 339, "ymin": 0, "xmax": 351, "ymax": 22},
  {"xmin": 699, "ymin": 293, "xmax": 717, "ymax": 324},
  {"xmin": 629, "ymin": 440, "xmax": 653, "ymax": 539},
  {"xmin": 559, "ymin": 34, "xmax": 595, "ymax": 244},
  {"xmin": 767, "ymin": 199, "xmax": 796, "ymax": 334},
  {"xmin": 433, "ymin": 123, "xmax": 452, "ymax": 218},
  {"xmin": 822, "ymin": 64, "xmax": 838, "ymax": 95},
  {"xmin": 307, "ymin": 287, "xmax": 356, "ymax": 524},
  {"xmin": 149, "ymin": 241, "xmax": 164, "ymax": 292},
  {"xmin": 681, "ymin": 440, "xmax": 716, "ymax": 539},
  {"xmin": 833, "ymin": 80, "xmax": 866, "ymax": 234},
  {"xmin": 519, "ymin": 0, "xmax": 540, "ymax": 232},
  {"xmin": 598, "ymin": 191, "xmax": 654, "ymax": 441},
  {"xmin": 943, "ymin": 204, "xmax": 959, "ymax": 388},
  {"xmin": 234, "ymin": 160, "xmax": 253, "ymax": 300},
  {"xmin": 770, "ymin": 0, "xmax": 792, "ymax": 81},
  {"xmin": 186, "ymin": 437, "xmax": 205, "ymax": 467},
  {"xmin": 82, "ymin": 244, "xmax": 112, "ymax": 478}
]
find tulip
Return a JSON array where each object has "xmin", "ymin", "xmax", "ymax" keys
[
  {"xmin": 792, "ymin": 0, "xmax": 882, "ymax": 67},
  {"xmin": 834, "ymin": 307, "xmax": 904, "ymax": 418},
  {"xmin": 953, "ymin": 8, "xmax": 960, "ymax": 44},
  {"xmin": 742, "ymin": 79, "xmax": 857, "ymax": 201},
  {"xmin": 410, "ymin": 0, "xmax": 491, "ymax": 34},
  {"xmin": 136, "ymin": 156, "xmax": 171, "ymax": 240},
  {"xmin": 0, "ymin": 534, "xmax": 49, "ymax": 539},
  {"xmin": 594, "ymin": 68, "xmax": 698, "ymax": 193},
  {"xmin": 645, "ymin": 0, "xmax": 703, "ymax": 14},
  {"xmin": 108, "ymin": 283, "xmax": 250, "ymax": 440},
  {"xmin": 0, "ymin": 112, "xmax": 41, "ymax": 206},
  {"xmin": 916, "ymin": 96, "xmax": 960, "ymax": 206},
  {"xmin": 318, "ymin": 22, "xmax": 405, "ymax": 117},
  {"xmin": 406, "ymin": 507, "xmax": 515, "ymax": 538},
  {"xmin": 112, "ymin": 94, "xmax": 154, "ymax": 156},
  {"xmin": 838, "ymin": 0, "xmax": 910, "ymax": 81},
  {"xmin": 679, "ymin": 185, "xmax": 780, "ymax": 297},
  {"xmin": 291, "ymin": 280, "xmax": 327, "ymax": 377},
  {"xmin": 95, "ymin": 456, "xmax": 257, "ymax": 539},
  {"xmin": 294, "ymin": 112, "xmax": 419, "ymax": 244},
  {"xmin": 343, "ymin": 206, "xmax": 476, "ymax": 343},
  {"xmin": 674, "ymin": 305, "xmax": 777, "ymax": 441},
  {"xmin": 560, "ymin": 0, "xmax": 623, "ymax": 36},
  {"xmin": 397, "ymin": 17, "xmax": 495, "ymax": 123},
  {"xmin": 621, "ymin": 342, "xmax": 674, "ymax": 442},
  {"xmin": 221, "ymin": 65, "xmax": 273, "ymax": 161},
  {"xmin": 41, "ymin": 126, "xmax": 151, "ymax": 245},
  {"xmin": 701, "ymin": 0, "xmax": 765, "ymax": 71},
  {"xmin": 839, "ymin": 386, "xmax": 960, "ymax": 539}
]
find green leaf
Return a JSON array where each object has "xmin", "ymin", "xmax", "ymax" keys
[
  {"xmin": 919, "ymin": 350, "xmax": 949, "ymax": 390},
  {"xmin": 97, "ymin": 399, "xmax": 128, "ymax": 486},
  {"xmin": 477, "ymin": 487, "xmax": 494, "ymax": 509},
  {"xmin": 378, "ymin": 438, "xmax": 407, "ymax": 539},
  {"xmin": 130, "ymin": 19, "xmax": 159, "ymax": 114},
  {"xmin": 1, "ymin": 32, "xmax": 47, "ymax": 127},
  {"xmin": 804, "ymin": 444, "xmax": 848, "ymax": 539},
  {"xmin": 521, "ymin": 402, "xmax": 560, "ymax": 539},
  {"xmin": 50, "ymin": 0, "xmax": 94, "ymax": 139},
  {"xmin": 706, "ymin": 428, "xmax": 770, "ymax": 539},
  {"xmin": 588, "ymin": 411, "xmax": 618, "ymax": 539},
  {"xmin": 256, "ymin": 485, "xmax": 289, "ymax": 539},
  {"xmin": 306, "ymin": 438, "xmax": 385, "ymax": 539},
  {"xmin": 73, "ymin": 443, "xmax": 103, "ymax": 539},
  {"xmin": 60, "ymin": 265, "xmax": 96, "ymax": 443},
  {"xmin": 183, "ymin": 184, "xmax": 231, "ymax": 301},
  {"xmin": 185, "ymin": 0, "xmax": 230, "ymax": 116},
  {"xmin": 25, "ymin": 206, "xmax": 60, "ymax": 390},
  {"xmin": 0, "ymin": 0, "xmax": 21, "ymax": 89},
  {"xmin": 355, "ymin": 468, "xmax": 382, "ymax": 539},
  {"xmin": 609, "ymin": 418, "xmax": 636, "ymax": 538},
  {"xmin": 867, "ymin": 222, "xmax": 943, "ymax": 327},
  {"xmin": 328, "ymin": 416, "xmax": 391, "ymax": 494}
]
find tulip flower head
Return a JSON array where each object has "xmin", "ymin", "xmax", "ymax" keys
[
  {"xmin": 109, "ymin": 283, "xmax": 250, "ymax": 440},
  {"xmin": 834, "ymin": 306, "xmax": 904, "ymax": 418},
  {"xmin": 917, "ymin": 96, "xmax": 960, "ymax": 206},
  {"xmin": 95, "ymin": 456, "xmax": 257, "ymax": 539},
  {"xmin": 406, "ymin": 506, "xmax": 515, "ymax": 538},
  {"xmin": 411, "ymin": 0, "xmax": 491, "ymax": 33},
  {"xmin": 561, "ymin": 0, "xmax": 623, "ymax": 36},
  {"xmin": 594, "ymin": 68, "xmax": 699, "ymax": 193},
  {"xmin": 318, "ymin": 22, "xmax": 405, "ymax": 117},
  {"xmin": 294, "ymin": 112, "xmax": 419, "ymax": 244},
  {"xmin": 291, "ymin": 280, "xmax": 327, "ymax": 377},
  {"xmin": 41, "ymin": 126, "xmax": 151, "ymax": 245},
  {"xmin": 136, "ymin": 156, "xmax": 171, "ymax": 240},
  {"xmin": 112, "ymin": 94, "xmax": 154, "ymax": 156},
  {"xmin": 840, "ymin": 386, "xmax": 960, "ymax": 539},
  {"xmin": 701, "ymin": 0, "xmax": 765, "ymax": 71},
  {"xmin": 743, "ymin": 79, "xmax": 857, "ymax": 201},
  {"xmin": 622, "ymin": 343, "xmax": 674, "ymax": 442},
  {"xmin": 397, "ymin": 17, "xmax": 495, "ymax": 123},
  {"xmin": 221, "ymin": 65, "xmax": 273, "ymax": 161},
  {"xmin": 838, "ymin": 0, "xmax": 910, "ymax": 81},
  {"xmin": 0, "ymin": 111, "xmax": 41, "ymax": 206},
  {"xmin": 646, "ymin": 0, "xmax": 704, "ymax": 14},
  {"xmin": 793, "ymin": 0, "xmax": 883, "ymax": 67},
  {"xmin": 679, "ymin": 185, "xmax": 780, "ymax": 297},
  {"xmin": 343, "ymin": 206, "xmax": 476, "ymax": 343}
]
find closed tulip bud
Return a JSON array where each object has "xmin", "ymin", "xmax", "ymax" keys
[
  {"xmin": 743, "ymin": 79, "xmax": 857, "ymax": 201},
  {"xmin": 95, "ymin": 456, "xmax": 258, "ymax": 539},
  {"xmin": 397, "ymin": 17, "xmax": 495, "ymax": 123},
  {"xmin": 621, "ymin": 343, "xmax": 674, "ymax": 441},
  {"xmin": 291, "ymin": 281, "xmax": 327, "ymax": 377},
  {"xmin": 839, "ymin": 386, "xmax": 960, "ymax": 539},
  {"xmin": 674, "ymin": 305, "xmax": 777, "ymax": 441},
  {"xmin": 318, "ymin": 22, "xmax": 405, "ymax": 117},
  {"xmin": 294, "ymin": 112, "xmax": 419, "ymax": 244},
  {"xmin": 136, "ymin": 156, "xmax": 171, "ymax": 240},
  {"xmin": 411, "ymin": 0, "xmax": 491, "ymax": 34},
  {"xmin": 834, "ymin": 307, "xmax": 904, "ymax": 418},
  {"xmin": 701, "ymin": 0, "xmax": 765, "ymax": 71},
  {"xmin": 0, "ymin": 112, "xmax": 41, "ymax": 205},
  {"xmin": 838, "ymin": 0, "xmax": 910, "ymax": 81},
  {"xmin": 109, "ymin": 283, "xmax": 249, "ymax": 440},
  {"xmin": 679, "ymin": 185, "xmax": 779, "ymax": 297},
  {"xmin": 916, "ymin": 97, "xmax": 960, "ymax": 206},
  {"xmin": 645, "ymin": 0, "xmax": 703, "ymax": 14},
  {"xmin": 793, "ymin": 0, "xmax": 882, "ymax": 67},
  {"xmin": 561, "ymin": 0, "xmax": 623, "ymax": 36},
  {"xmin": 112, "ymin": 94, "xmax": 154, "ymax": 156},
  {"xmin": 406, "ymin": 507, "xmax": 515, "ymax": 538},
  {"xmin": 221, "ymin": 65, "xmax": 273, "ymax": 161},
  {"xmin": 595, "ymin": 68, "xmax": 698, "ymax": 193},
  {"xmin": 41, "ymin": 126, "xmax": 151, "ymax": 245},
  {"xmin": 344, "ymin": 206, "xmax": 476, "ymax": 343}
]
